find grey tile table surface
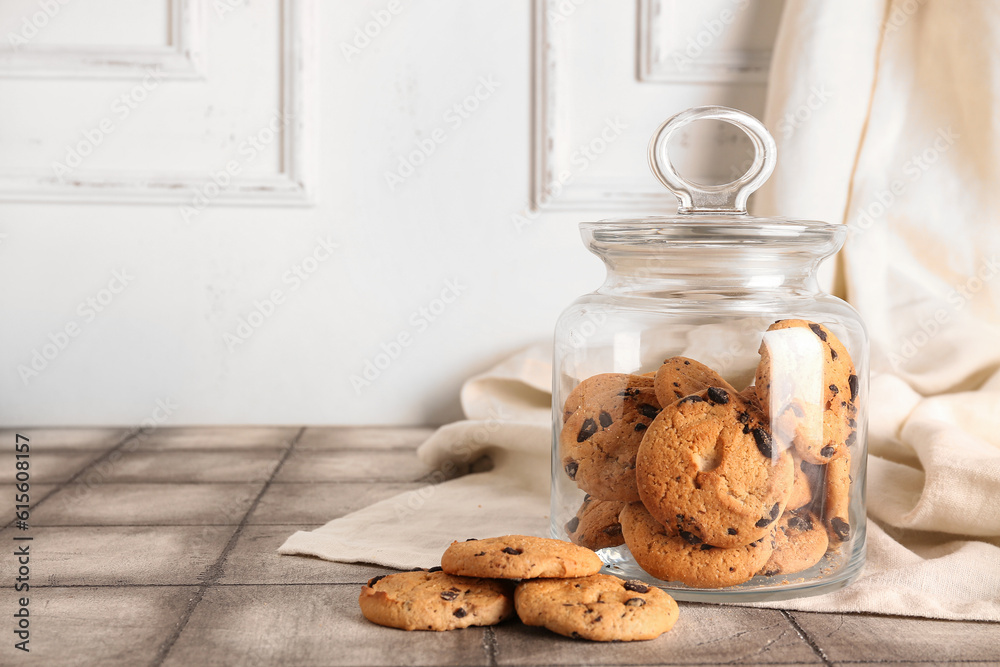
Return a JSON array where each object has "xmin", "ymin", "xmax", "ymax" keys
[{"xmin": 1, "ymin": 426, "xmax": 996, "ymax": 666}]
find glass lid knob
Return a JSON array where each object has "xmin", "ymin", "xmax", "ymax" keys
[{"xmin": 648, "ymin": 106, "xmax": 777, "ymax": 216}]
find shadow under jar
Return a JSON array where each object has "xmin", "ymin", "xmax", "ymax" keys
[{"xmin": 551, "ymin": 107, "xmax": 868, "ymax": 603}]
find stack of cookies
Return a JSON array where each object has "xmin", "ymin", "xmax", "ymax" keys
[
  {"xmin": 359, "ymin": 535, "xmax": 679, "ymax": 641},
  {"xmin": 560, "ymin": 319, "xmax": 859, "ymax": 588}
]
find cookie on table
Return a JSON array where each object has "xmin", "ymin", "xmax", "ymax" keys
[
  {"xmin": 635, "ymin": 387, "xmax": 794, "ymax": 548},
  {"xmin": 565, "ymin": 496, "xmax": 626, "ymax": 551},
  {"xmin": 759, "ymin": 510, "xmax": 828, "ymax": 577},
  {"xmin": 654, "ymin": 356, "xmax": 735, "ymax": 408},
  {"xmin": 358, "ymin": 570, "xmax": 513, "ymax": 631},
  {"xmin": 560, "ymin": 379, "xmax": 661, "ymax": 503},
  {"xmin": 514, "ymin": 574, "xmax": 678, "ymax": 641},
  {"xmin": 755, "ymin": 319, "xmax": 858, "ymax": 464},
  {"xmin": 620, "ymin": 503, "xmax": 774, "ymax": 588},
  {"xmin": 441, "ymin": 535, "xmax": 603, "ymax": 580},
  {"xmin": 822, "ymin": 450, "xmax": 852, "ymax": 545},
  {"xmin": 562, "ymin": 373, "xmax": 653, "ymax": 422}
]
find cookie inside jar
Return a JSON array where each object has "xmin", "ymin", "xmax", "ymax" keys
[{"xmin": 557, "ymin": 318, "xmax": 859, "ymax": 592}]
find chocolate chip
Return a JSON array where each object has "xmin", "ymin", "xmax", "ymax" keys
[
  {"xmin": 678, "ymin": 530, "xmax": 702, "ymax": 545},
  {"xmin": 678, "ymin": 395, "xmax": 704, "ymax": 405},
  {"xmin": 592, "ymin": 615, "xmax": 603, "ymax": 623},
  {"xmin": 564, "ymin": 460, "xmax": 579, "ymax": 480},
  {"xmin": 465, "ymin": 538, "xmax": 478, "ymax": 542},
  {"xmin": 820, "ymin": 446, "xmax": 836, "ymax": 458},
  {"xmin": 571, "ymin": 632, "xmax": 582, "ymax": 639},
  {"xmin": 787, "ymin": 515, "xmax": 813, "ymax": 532},
  {"xmin": 634, "ymin": 423, "xmax": 647, "ymax": 432},
  {"xmin": 367, "ymin": 574, "xmax": 387, "ymax": 587},
  {"xmin": 599, "ymin": 411, "xmax": 613, "ymax": 428},
  {"xmin": 752, "ymin": 427, "xmax": 773, "ymax": 458},
  {"xmin": 623, "ymin": 580, "xmax": 649, "ymax": 593},
  {"xmin": 699, "ymin": 544, "xmax": 714, "ymax": 551},
  {"xmin": 501, "ymin": 547, "xmax": 523, "ymax": 555},
  {"xmin": 603, "ymin": 524, "xmax": 622, "ymax": 537},
  {"xmin": 440, "ymin": 590, "xmax": 459, "ymax": 601},
  {"xmin": 584, "ymin": 493, "xmax": 592, "ymax": 502},
  {"xmin": 729, "ymin": 567, "xmax": 736, "ymax": 572},
  {"xmin": 809, "ymin": 323, "xmax": 828, "ymax": 341},
  {"xmin": 848, "ymin": 418, "xmax": 857, "ymax": 428},
  {"xmin": 637, "ymin": 404, "xmax": 659, "ymax": 420},
  {"xmin": 756, "ymin": 503, "xmax": 780, "ymax": 527},
  {"xmin": 684, "ymin": 360, "xmax": 691, "ymax": 365},
  {"xmin": 672, "ymin": 382, "xmax": 680, "ymax": 387},
  {"xmin": 565, "ymin": 517, "xmax": 580, "ymax": 533},
  {"xmin": 453, "ymin": 608, "xmax": 467, "ymax": 618},
  {"xmin": 737, "ymin": 411, "xmax": 750, "ymax": 424},
  {"xmin": 846, "ymin": 431, "xmax": 857, "ymax": 446},
  {"xmin": 618, "ymin": 388, "xmax": 640, "ymax": 398},
  {"xmin": 577, "ymin": 418, "xmax": 598, "ymax": 442},
  {"xmin": 764, "ymin": 569, "xmax": 780, "ymax": 577},
  {"xmin": 474, "ymin": 551, "xmax": 486, "ymax": 557},
  {"xmin": 707, "ymin": 387, "xmax": 730, "ymax": 404},
  {"xmin": 727, "ymin": 528, "xmax": 738, "ymax": 535},
  {"xmin": 831, "ymin": 348, "xmax": 838, "ymax": 360},
  {"xmin": 624, "ymin": 597, "xmax": 645, "ymax": 607},
  {"xmin": 831, "ymin": 517, "xmax": 850, "ymax": 541},
  {"xmin": 428, "ymin": 566, "xmax": 442, "ymax": 572},
  {"xmin": 743, "ymin": 424, "xmax": 751, "ymax": 434},
  {"xmin": 849, "ymin": 374, "xmax": 859, "ymax": 401},
  {"xmin": 829, "ymin": 384, "xmax": 839, "ymax": 395}
]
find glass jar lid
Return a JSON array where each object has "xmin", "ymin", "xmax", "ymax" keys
[{"xmin": 582, "ymin": 107, "xmax": 845, "ymax": 253}]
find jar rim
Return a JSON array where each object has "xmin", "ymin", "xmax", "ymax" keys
[{"xmin": 581, "ymin": 216, "xmax": 846, "ymax": 249}]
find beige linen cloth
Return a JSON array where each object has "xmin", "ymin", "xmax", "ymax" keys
[{"xmin": 282, "ymin": 0, "xmax": 1000, "ymax": 620}]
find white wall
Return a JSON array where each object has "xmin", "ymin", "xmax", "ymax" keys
[{"xmin": 0, "ymin": 0, "xmax": 782, "ymax": 426}]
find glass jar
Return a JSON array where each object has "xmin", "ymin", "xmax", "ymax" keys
[{"xmin": 551, "ymin": 107, "xmax": 868, "ymax": 602}]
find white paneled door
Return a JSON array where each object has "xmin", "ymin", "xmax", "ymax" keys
[{"xmin": 0, "ymin": 0, "xmax": 782, "ymax": 426}]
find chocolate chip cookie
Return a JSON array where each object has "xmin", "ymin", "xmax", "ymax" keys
[
  {"xmin": 755, "ymin": 320, "xmax": 858, "ymax": 464},
  {"xmin": 758, "ymin": 510, "xmax": 828, "ymax": 577},
  {"xmin": 359, "ymin": 570, "xmax": 514, "ymax": 631},
  {"xmin": 562, "ymin": 373, "xmax": 653, "ymax": 422},
  {"xmin": 635, "ymin": 387, "xmax": 794, "ymax": 548},
  {"xmin": 654, "ymin": 356, "xmax": 735, "ymax": 408},
  {"xmin": 565, "ymin": 496, "xmax": 626, "ymax": 551},
  {"xmin": 514, "ymin": 574, "xmax": 678, "ymax": 641},
  {"xmin": 560, "ymin": 380, "xmax": 662, "ymax": 502},
  {"xmin": 786, "ymin": 453, "xmax": 814, "ymax": 511},
  {"xmin": 441, "ymin": 535, "xmax": 603, "ymax": 580},
  {"xmin": 620, "ymin": 503, "xmax": 774, "ymax": 588},
  {"xmin": 822, "ymin": 450, "xmax": 852, "ymax": 545}
]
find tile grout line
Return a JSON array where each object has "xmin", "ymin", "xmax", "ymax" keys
[
  {"xmin": 149, "ymin": 426, "xmax": 305, "ymax": 667},
  {"xmin": 2, "ymin": 430, "xmax": 143, "ymax": 530},
  {"xmin": 483, "ymin": 625, "xmax": 498, "ymax": 667},
  {"xmin": 780, "ymin": 609, "xmax": 833, "ymax": 666}
]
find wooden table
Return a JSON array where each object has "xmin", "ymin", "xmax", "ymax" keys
[{"xmin": 2, "ymin": 426, "xmax": 997, "ymax": 666}]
